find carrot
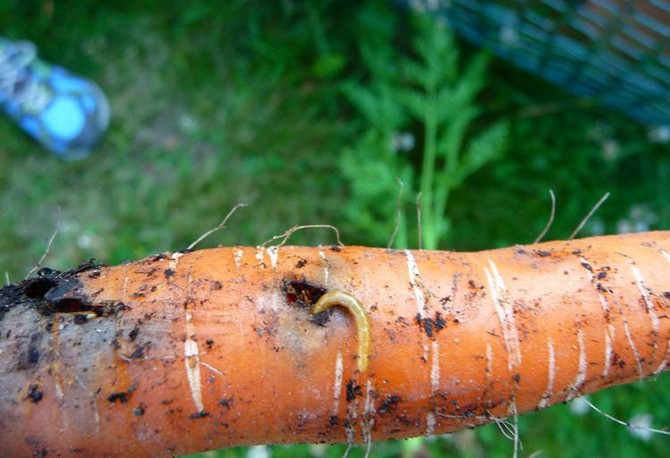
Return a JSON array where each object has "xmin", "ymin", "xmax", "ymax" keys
[{"xmin": 1, "ymin": 231, "xmax": 669, "ymax": 457}]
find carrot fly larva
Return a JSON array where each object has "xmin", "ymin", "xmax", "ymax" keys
[{"xmin": 311, "ymin": 290, "xmax": 371, "ymax": 372}]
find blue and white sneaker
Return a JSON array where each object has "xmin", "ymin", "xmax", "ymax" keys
[{"xmin": 0, "ymin": 37, "xmax": 110, "ymax": 160}]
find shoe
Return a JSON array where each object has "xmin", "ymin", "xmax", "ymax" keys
[{"xmin": 0, "ymin": 37, "xmax": 110, "ymax": 160}]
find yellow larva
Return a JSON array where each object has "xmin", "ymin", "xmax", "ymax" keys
[{"xmin": 310, "ymin": 290, "xmax": 371, "ymax": 373}]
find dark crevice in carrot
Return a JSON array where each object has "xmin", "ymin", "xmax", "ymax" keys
[
  {"xmin": 26, "ymin": 384, "xmax": 43, "ymax": 403},
  {"xmin": 284, "ymin": 278, "xmax": 327, "ymax": 307},
  {"xmin": 284, "ymin": 278, "xmax": 331, "ymax": 325},
  {"xmin": 346, "ymin": 379, "xmax": 363, "ymax": 402},
  {"xmin": 378, "ymin": 395, "xmax": 402, "ymax": 414},
  {"xmin": 107, "ymin": 383, "xmax": 138, "ymax": 404},
  {"xmin": 0, "ymin": 260, "xmax": 110, "ymax": 320}
]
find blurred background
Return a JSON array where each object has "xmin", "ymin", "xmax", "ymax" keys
[{"xmin": 1, "ymin": 0, "xmax": 669, "ymax": 456}]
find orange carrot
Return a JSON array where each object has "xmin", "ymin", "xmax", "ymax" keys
[{"xmin": 1, "ymin": 231, "xmax": 669, "ymax": 457}]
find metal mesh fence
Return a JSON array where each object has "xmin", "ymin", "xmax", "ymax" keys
[{"xmin": 404, "ymin": 0, "xmax": 670, "ymax": 126}]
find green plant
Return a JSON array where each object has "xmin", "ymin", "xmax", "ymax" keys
[{"xmin": 341, "ymin": 7, "xmax": 508, "ymax": 250}]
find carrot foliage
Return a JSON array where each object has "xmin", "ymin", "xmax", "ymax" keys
[{"xmin": 340, "ymin": 5, "xmax": 508, "ymax": 250}]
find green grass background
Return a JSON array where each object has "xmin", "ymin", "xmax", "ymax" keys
[{"xmin": 1, "ymin": 1, "xmax": 669, "ymax": 456}]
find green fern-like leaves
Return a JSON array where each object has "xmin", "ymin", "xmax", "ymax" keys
[{"xmin": 341, "ymin": 7, "xmax": 508, "ymax": 249}]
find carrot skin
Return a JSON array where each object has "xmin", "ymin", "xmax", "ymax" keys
[{"xmin": 1, "ymin": 232, "xmax": 669, "ymax": 456}]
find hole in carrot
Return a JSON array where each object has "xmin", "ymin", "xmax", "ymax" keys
[
  {"xmin": 284, "ymin": 278, "xmax": 333, "ymax": 326},
  {"xmin": 283, "ymin": 278, "xmax": 327, "ymax": 307},
  {"xmin": 283, "ymin": 278, "xmax": 331, "ymax": 324},
  {"xmin": 22, "ymin": 276, "xmax": 58, "ymax": 299},
  {"xmin": 3, "ymin": 260, "xmax": 110, "ymax": 319}
]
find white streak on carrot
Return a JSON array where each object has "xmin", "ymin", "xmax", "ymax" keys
[
  {"xmin": 201, "ymin": 361, "xmax": 224, "ymax": 376},
  {"xmin": 578, "ymin": 256, "xmax": 614, "ymax": 377},
  {"xmin": 603, "ymin": 327, "xmax": 614, "ymax": 378},
  {"xmin": 576, "ymin": 328, "xmax": 587, "ymax": 388},
  {"xmin": 653, "ymin": 336, "xmax": 670, "ymax": 375},
  {"xmin": 184, "ymin": 338, "xmax": 204, "ymax": 413},
  {"xmin": 404, "ymin": 250, "xmax": 426, "ymax": 319},
  {"xmin": 51, "ymin": 385, "xmax": 71, "ymax": 435},
  {"xmin": 427, "ymin": 341, "xmax": 440, "ymax": 437},
  {"xmin": 631, "ymin": 265, "xmax": 660, "ymax": 345},
  {"xmin": 567, "ymin": 328, "xmax": 587, "ymax": 400},
  {"xmin": 319, "ymin": 247, "xmax": 329, "ymax": 284},
  {"xmin": 233, "ymin": 247, "xmax": 243, "ymax": 272},
  {"xmin": 51, "ymin": 325, "xmax": 65, "ymax": 401},
  {"xmin": 485, "ymin": 340, "xmax": 493, "ymax": 379},
  {"xmin": 661, "ymin": 249, "xmax": 670, "ymax": 267},
  {"xmin": 485, "ymin": 339, "xmax": 494, "ymax": 404},
  {"xmin": 184, "ymin": 309, "xmax": 205, "ymax": 413},
  {"xmin": 345, "ymin": 412, "xmax": 356, "ymax": 447},
  {"xmin": 254, "ymin": 248, "xmax": 264, "ymax": 268},
  {"xmin": 431, "ymin": 340, "xmax": 440, "ymax": 394},
  {"xmin": 53, "ymin": 375, "xmax": 63, "ymax": 400},
  {"xmin": 618, "ymin": 300, "xmax": 645, "ymax": 379},
  {"xmin": 121, "ymin": 275, "xmax": 129, "ymax": 302},
  {"xmin": 332, "ymin": 352, "xmax": 343, "ymax": 416},
  {"xmin": 169, "ymin": 251, "xmax": 183, "ymax": 271},
  {"xmin": 425, "ymin": 412, "xmax": 437, "ymax": 437},
  {"xmin": 364, "ymin": 379, "xmax": 374, "ymax": 415},
  {"xmin": 266, "ymin": 246, "xmax": 279, "ymax": 271},
  {"xmin": 361, "ymin": 386, "xmax": 374, "ymax": 454},
  {"xmin": 484, "ymin": 259, "xmax": 521, "ymax": 370},
  {"xmin": 538, "ymin": 338, "xmax": 556, "ymax": 409}
]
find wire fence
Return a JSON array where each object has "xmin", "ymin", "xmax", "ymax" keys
[{"xmin": 404, "ymin": 0, "xmax": 670, "ymax": 127}]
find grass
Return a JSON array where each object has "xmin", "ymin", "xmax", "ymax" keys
[{"xmin": 1, "ymin": 0, "xmax": 670, "ymax": 456}]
